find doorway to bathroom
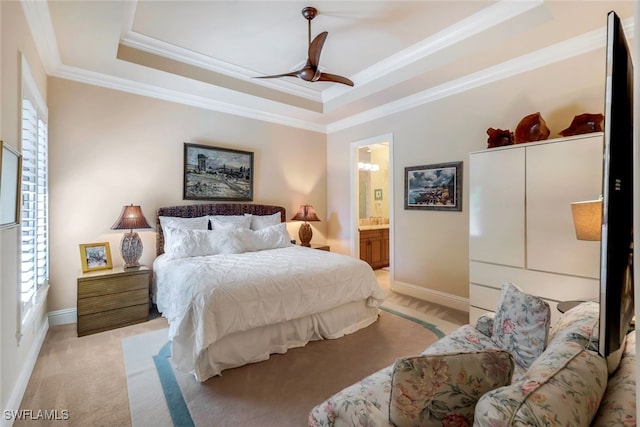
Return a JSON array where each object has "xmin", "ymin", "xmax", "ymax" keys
[{"xmin": 351, "ymin": 133, "xmax": 393, "ymax": 273}]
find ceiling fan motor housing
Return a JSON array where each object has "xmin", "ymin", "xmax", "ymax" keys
[{"xmin": 302, "ymin": 7, "xmax": 317, "ymax": 21}]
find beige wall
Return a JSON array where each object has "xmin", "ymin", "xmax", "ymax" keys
[
  {"xmin": 0, "ymin": 0, "xmax": 49, "ymax": 415},
  {"xmin": 327, "ymin": 49, "xmax": 606, "ymax": 300},
  {"xmin": 47, "ymin": 78, "xmax": 327, "ymax": 312}
]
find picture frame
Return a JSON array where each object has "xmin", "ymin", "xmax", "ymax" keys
[
  {"xmin": 404, "ymin": 161, "xmax": 462, "ymax": 211},
  {"xmin": 79, "ymin": 242, "xmax": 113, "ymax": 273},
  {"xmin": 0, "ymin": 141, "xmax": 23, "ymax": 229},
  {"xmin": 374, "ymin": 188, "xmax": 383, "ymax": 201},
  {"xmin": 183, "ymin": 143, "xmax": 254, "ymax": 201}
]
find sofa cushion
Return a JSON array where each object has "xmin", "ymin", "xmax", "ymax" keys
[
  {"xmin": 474, "ymin": 341, "xmax": 608, "ymax": 426},
  {"xmin": 548, "ymin": 301, "xmax": 599, "ymax": 352},
  {"xmin": 389, "ymin": 350, "xmax": 514, "ymax": 427},
  {"xmin": 421, "ymin": 324, "xmax": 527, "ymax": 382},
  {"xmin": 591, "ymin": 330, "xmax": 636, "ymax": 426},
  {"xmin": 308, "ymin": 366, "xmax": 395, "ymax": 427},
  {"xmin": 491, "ymin": 283, "xmax": 551, "ymax": 369}
]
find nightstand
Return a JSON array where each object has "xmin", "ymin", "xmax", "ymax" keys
[
  {"xmin": 307, "ymin": 244, "xmax": 330, "ymax": 251},
  {"xmin": 77, "ymin": 266, "xmax": 150, "ymax": 336}
]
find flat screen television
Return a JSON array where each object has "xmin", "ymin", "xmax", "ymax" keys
[{"xmin": 599, "ymin": 10, "xmax": 634, "ymax": 371}]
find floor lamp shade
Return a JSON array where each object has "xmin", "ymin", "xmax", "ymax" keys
[
  {"xmin": 291, "ymin": 205, "xmax": 320, "ymax": 247},
  {"xmin": 111, "ymin": 205, "xmax": 152, "ymax": 268}
]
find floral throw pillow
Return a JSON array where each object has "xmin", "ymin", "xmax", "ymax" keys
[
  {"xmin": 491, "ymin": 283, "xmax": 551, "ymax": 369},
  {"xmin": 389, "ymin": 350, "xmax": 514, "ymax": 427}
]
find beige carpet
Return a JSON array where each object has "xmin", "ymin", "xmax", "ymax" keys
[
  {"xmin": 124, "ymin": 310, "xmax": 441, "ymax": 427},
  {"xmin": 16, "ymin": 270, "xmax": 466, "ymax": 427}
]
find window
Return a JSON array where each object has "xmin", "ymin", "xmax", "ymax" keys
[{"xmin": 20, "ymin": 56, "xmax": 49, "ymax": 324}]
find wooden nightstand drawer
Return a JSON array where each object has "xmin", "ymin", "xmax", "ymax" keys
[
  {"xmin": 78, "ymin": 273, "xmax": 148, "ymax": 298},
  {"xmin": 77, "ymin": 304, "xmax": 149, "ymax": 336},
  {"xmin": 77, "ymin": 266, "xmax": 150, "ymax": 336},
  {"xmin": 77, "ymin": 288, "xmax": 148, "ymax": 316}
]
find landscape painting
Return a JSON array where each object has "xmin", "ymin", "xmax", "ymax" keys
[
  {"xmin": 404, "ymin": 161, "xmax": 462, "ymax": 211},
  {"xmin": 183, "ymin": 143, "xmax": 253, "ymax": 201}
]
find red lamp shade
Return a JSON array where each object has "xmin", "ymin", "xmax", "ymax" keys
[
  {"xmin": 291, "ymin": 205, "xmax": 320, "ymax": 247},
  {"xmin": 111, "ymin": 205, "xmax": 151, "ymax": 269}
]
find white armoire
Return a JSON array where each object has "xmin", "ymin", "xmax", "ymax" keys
[{"xmin": 468, "ymin": 133, "xmax": 603, "ymax": 325}]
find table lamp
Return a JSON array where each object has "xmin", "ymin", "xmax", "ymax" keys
[
  {"xmin": 570, "ymin": 200, "xmax": 602, "ymax": 241},
  {"xmin": 111, "ymin": 204, "xmax": 152, "ymax": 268},
  {"xmin": 291, "ymin": 204, "xmax": 320, "ymax": 247}
]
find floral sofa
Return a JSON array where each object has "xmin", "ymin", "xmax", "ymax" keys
[{"xmin": 308, "ymin": 283, "xmax": 636, "ymax": 427}]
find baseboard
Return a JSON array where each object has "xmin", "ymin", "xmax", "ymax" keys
[
  {"xmin": 48, "ymin": 308, "xmax": 76, "ymax": 326},
  {"xmin": 390, "ymin": 280, "xmax": 469, "ymax": 313},
  {"xmin": 3, "ymin": 317, "xmax": 49, "ymax": 427}
]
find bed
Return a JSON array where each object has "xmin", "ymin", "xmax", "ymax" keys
[{"xmin": 152, "ymin": 203, "xmax": 385, "ymax": 382}]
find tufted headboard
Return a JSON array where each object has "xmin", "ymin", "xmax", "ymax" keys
[{"xmin": 155, "ymin": 203, "xmax": 286, "ymax": 256}]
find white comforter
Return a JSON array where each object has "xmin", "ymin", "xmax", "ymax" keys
[{"xmin": 153, "ymin": 245, "xmax": 385, "ymax": 374}]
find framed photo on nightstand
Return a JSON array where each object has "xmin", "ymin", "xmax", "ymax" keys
[{"xmin": 79, "ymin": 242, "xmax": 113, "ymax": 273}]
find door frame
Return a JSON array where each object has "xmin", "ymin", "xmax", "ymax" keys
[{"xmin": 350, "ymin": 133, "xmax": 394, "ymax": 274}]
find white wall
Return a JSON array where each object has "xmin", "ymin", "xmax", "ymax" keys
[
  {"xmin": 47, "ymin": 78, "xmax": 327, "ymax": 313},
  {"xmin": 327, "ymin": 49, "xmax": 607, "ymax": 302},
  {"xmin": 0, "ymin": 1, "xmax": 50, "ymax": 418}
]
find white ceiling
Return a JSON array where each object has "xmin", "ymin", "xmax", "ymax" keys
[{"xmin": 24, "ymin": 1, "xmax": 634, "ymax": 133}]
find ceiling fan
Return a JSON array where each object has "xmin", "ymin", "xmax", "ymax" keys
[{"xmin": 254, "ymin": 7, "xmax": 354, "ymax": 87}]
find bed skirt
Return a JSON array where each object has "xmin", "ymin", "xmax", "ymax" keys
[{"xmin": 173, "ymin": 300, "xmax": 379, "ymax": 382}]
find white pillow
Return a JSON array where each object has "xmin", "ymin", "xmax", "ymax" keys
[
  {"xmin": 163, "ymin": 227, "xmax": 244, "ymax": 259},
  {"xmin": 159, "ymin": 215, "xmax": 208, "ymax": 231},
  {"xmin": 249, "ymin": 212, "xmax": 282, "ymax": 230},
  {"xmin": 237, "ymin": 223, "xmax": 291, "ymax": 252},
  {"xmin": 209, "ymin": 215, "xmax": 252, "ymax": 230}
]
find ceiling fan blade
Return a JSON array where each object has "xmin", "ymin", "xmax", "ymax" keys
[
  {"xmin": 318, "ymin": 72, "xmax": 354, "ymax": 87},
  {"xmin": 254, "ymin": 71, "xmax": 300, "ymax": 80},
  {"xmin": 308, "ymin": 31, "xmax": 328, "ymax": 68}
]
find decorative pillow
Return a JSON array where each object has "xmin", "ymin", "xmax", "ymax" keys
[
  {"xmin": 163, "ymin": 227, "xmax": 244, "ymax": 259},
  {"xmin": 248, "ymin": 212, "xmax": 282, "ymax": 230},
  {"xmin": 232, "ymin": 223, "xmax": 291, "ymax": 252},
  {"xmin": 491, "ymin": 283, "xmax": 551, "ymax": 369},
  {"xmin": 159, "ymin": 215, "xmax": 208, "ymax": 232},
  {"xmin": 475, "ymin": 342, "xmax": 608, "ymax": 426},
  {"xmin": 389, "ymin": 350, "xmax": 514, "ymax": 427},
  {"xmin": 209, "ymin": 215, "xmax": 252, "ymax": 230},
  {"xmin": 475, "ymin": 312, "xmax": 495, "ymax": 337}
]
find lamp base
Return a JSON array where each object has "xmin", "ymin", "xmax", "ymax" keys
[
  {"xmin": 298, "ymin": 222, "xmax": 312, "ymax": 247},
  {"xmin": 120, "ymin": 231, "xmax": 143, "ymax": 269}
]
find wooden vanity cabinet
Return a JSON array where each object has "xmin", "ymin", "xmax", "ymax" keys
[{"xmin": 360, "ymin": 228, "xmax": 389, "ymax": 270}]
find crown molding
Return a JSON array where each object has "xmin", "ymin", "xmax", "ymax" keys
[
  {"xmin": 326, "ymin": 17, "xmax": 635, "ymax": 133},
  {"xmin": 20, "ymin": 0, "xmax": 61, "ymax": 73},
  {"xmin": 322, "ymin": 0, "xmax": 544, "ymax": 103},
  {"xmin": 21, "ymin": 0, "xmax": 634, "ymax": 135},
  {"xmin": 49, "ymin": 64, "xmax": 327, "ymax": 133}
]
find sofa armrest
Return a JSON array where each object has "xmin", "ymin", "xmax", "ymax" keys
[{"xmin": 475, "ymin": 312, "xmax": 495, "ymax": 337}]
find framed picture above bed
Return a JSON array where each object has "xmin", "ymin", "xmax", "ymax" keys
[
  {"xmin": 404, "ymin": 161, "xmax": 462, "ymax": 211},
  {"xmin": 183, "ymin": 143, "xmax": 254, "ymax": 201}
]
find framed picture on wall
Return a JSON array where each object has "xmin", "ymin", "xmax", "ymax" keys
[
  {"xmin": 0, "ymin": 141, "xmax": 23, "ymax": 229},
  {"xmin": 183, "ymin": 143, "xmax": 254, "ymax": 201},
  {"xmin": 79, "ymin": 242, "xmax": 113, "ymax": 273},
  {"xmin": 404, "ymin": 161, "xmax": 462, "ymax": 211}
]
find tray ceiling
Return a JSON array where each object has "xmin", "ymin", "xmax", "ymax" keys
[{"xmin": 25, "ymin": 1, "xmax": 634, "ymax": 132}]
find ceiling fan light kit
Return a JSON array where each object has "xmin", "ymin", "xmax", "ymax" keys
[{"xmin": 255, "ymin": 6, "xmax": 354, "ymax": 87}]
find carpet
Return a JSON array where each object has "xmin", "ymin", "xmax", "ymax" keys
[{"xmin": 122, "ymin": 309, "xmax": 446, "ymax": 427}]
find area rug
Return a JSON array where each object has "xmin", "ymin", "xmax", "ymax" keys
[{"xmin": 122, "ymin": 310, "xmax": 446, "ymax": 427}]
